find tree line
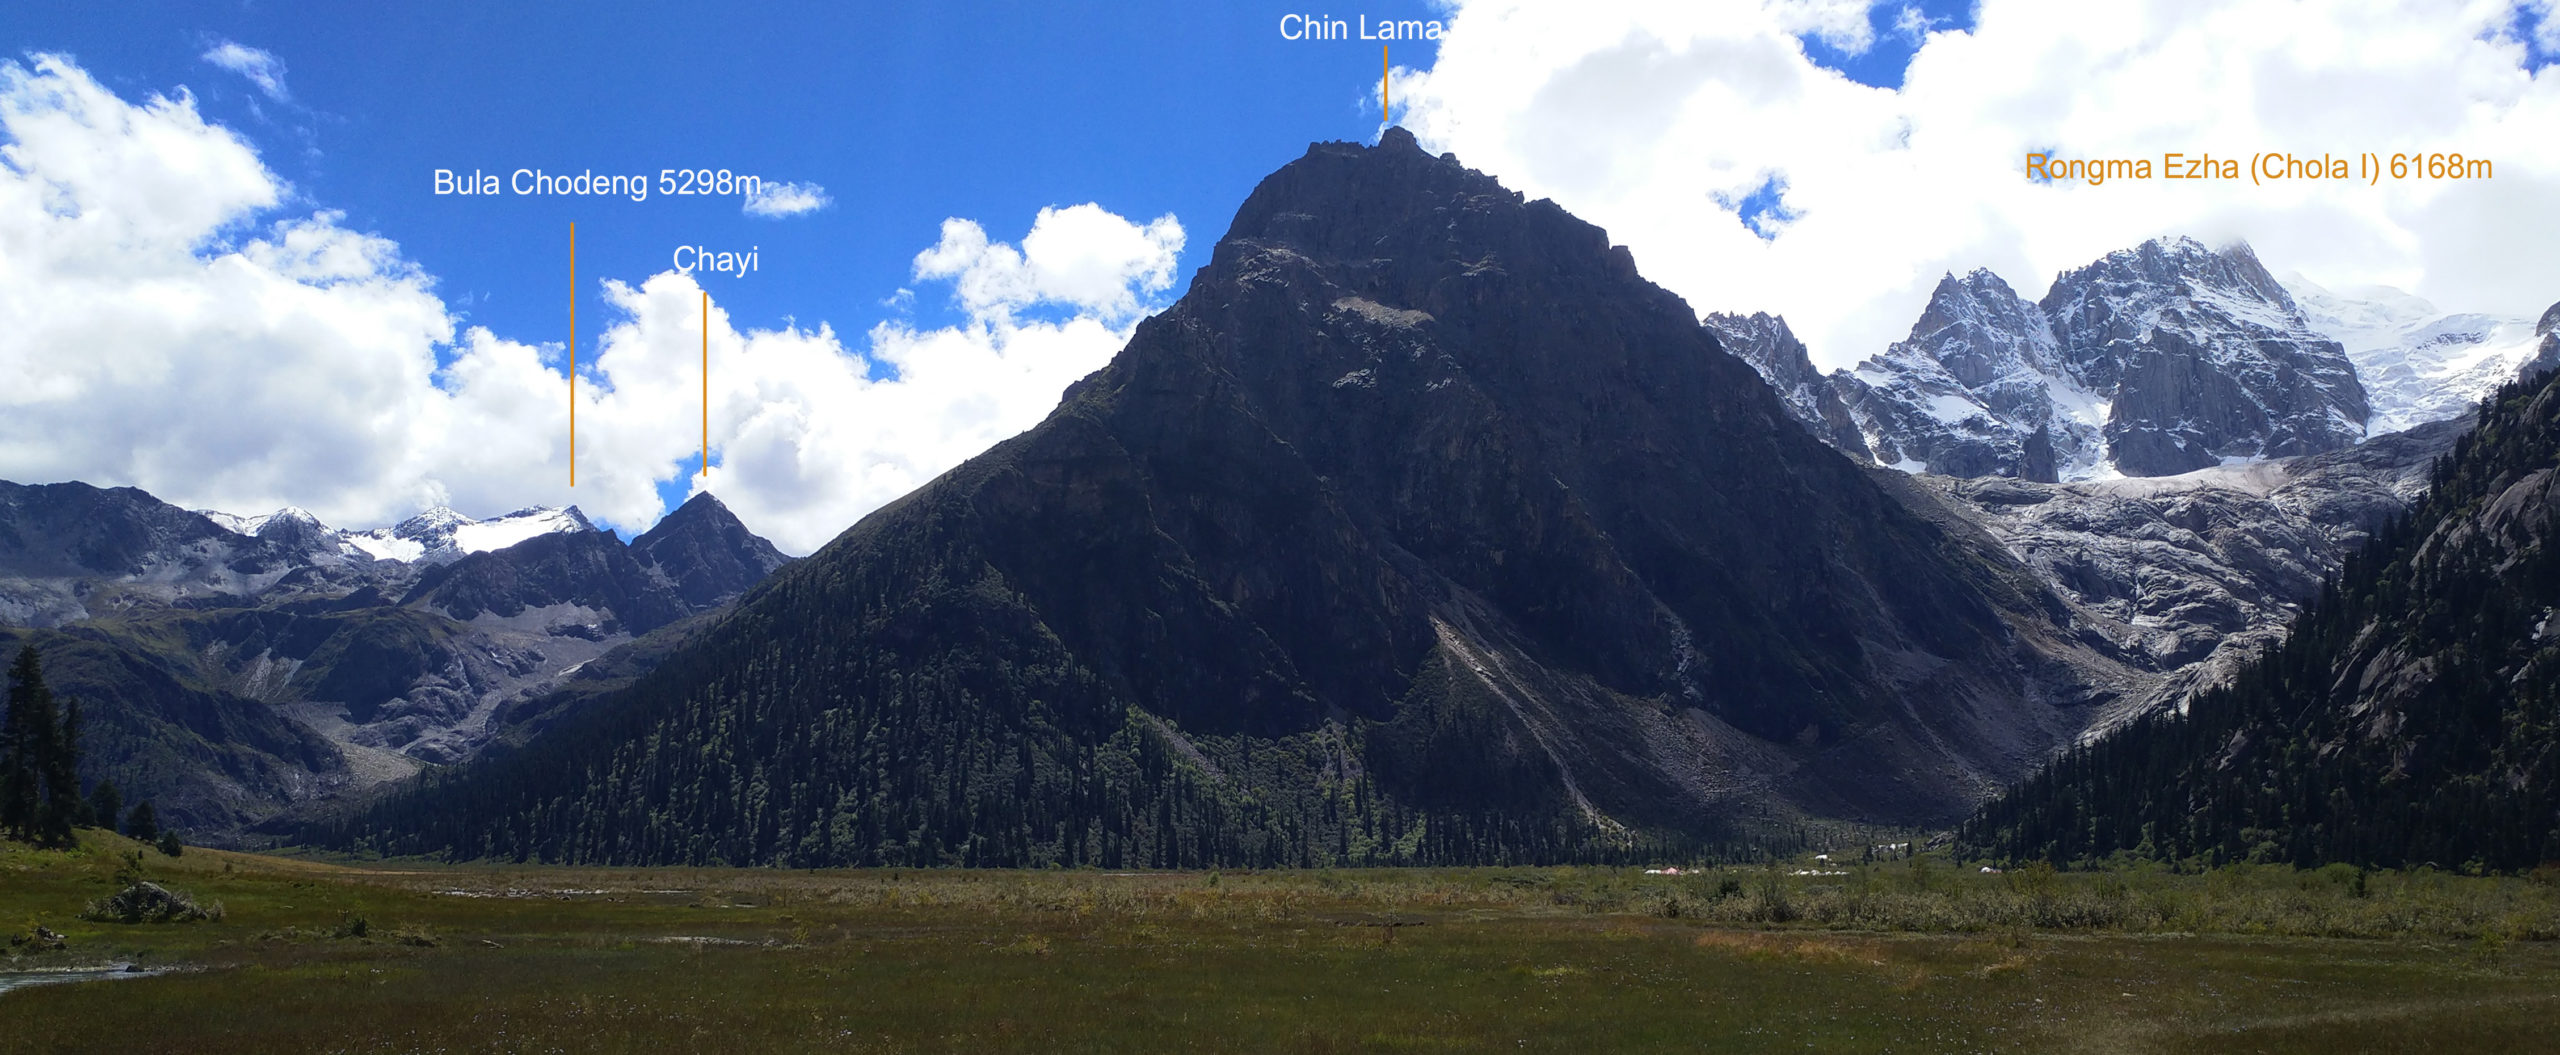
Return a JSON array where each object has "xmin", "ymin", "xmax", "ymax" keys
[
  {"xmin": 4, "ymin": 646, "xmax": 175, "ymax": 851},
  {"xmin": 1962, "ymin": 365, "xmax": 2560, "ymax": 872},
  {"xmin": 312, "ymin": 551, "xmax": 1755, "ymax": 868}
]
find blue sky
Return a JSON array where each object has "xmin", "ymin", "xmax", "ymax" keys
[
  {"xmin": 10, "ymin": 0, "xmax": 1445, "ymax": 368},
  {"xmin": 7, "ymin": 1, "xmax": 2554, "ymax": 553},
  {"xmin": 5, "ymin": 1, "xmax": 1453, "ymax": 538}
]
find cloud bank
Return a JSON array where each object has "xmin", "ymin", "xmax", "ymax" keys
[
  {"xmin": 1398, "ymin": 0, "xmax": 2560, "ymax": 369},
  {"xmin": 0, "ymin": 54, "xmax": 1177, "ymax": 554}
]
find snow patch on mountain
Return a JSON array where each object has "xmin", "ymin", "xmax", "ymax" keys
[
  {"xmin": 2285, "ymin": 274, "xmax": 2544, "ymax": 435},
  {"xmin": 200, "ymin": 502, "xmax": 594, "ymax": 564},
  {"xmin": 451, "ymin": 508, "xmax": 593, "ymax": 555},
  {"xmin": 1769, "ymin": 238, "xmax": 2395, "ymax": 482}
]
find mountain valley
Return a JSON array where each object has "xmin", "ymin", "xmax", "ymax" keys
[
  {"xmin": 0, "ymin": 484, "xmax": 788, "ymax": 835},
  {"xmin": 4, "ymin": 135, "xmax": 2551, "ymax": 864}
]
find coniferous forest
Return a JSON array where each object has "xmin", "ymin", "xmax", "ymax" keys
[
  {"xmin": 316, "ymin": 545, "xmax": 1742, "ymax": 869},
  {"xmin": 3, "ymin": 645, "xmax": 85, "ymax": 846},
  {"xmin": 1963, "ymin": 364, "xmax": 2560, "ymax": 871}
]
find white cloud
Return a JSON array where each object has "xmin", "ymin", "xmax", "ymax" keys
[
  {"xmin": 1399, "ymin": 0, "xmax": 2560, "ymax": 370},
  {"xmin": 1771, "ymin": 0, "xmax": 1883, "ymax": 53},
  {"xmin": 0, "ymin": 54, "xmax": 1179, "ymax": 555},
  {"xmin": 200, "ymin": 41, "xmax": 289, "ymax": 102},
  {"xmin": 911, "ymin": 203, "xmax": 1183, "ymax": 326},
  {"xmin": 742, "ymin": 179, "xmax": 830, "ymax": 218}
]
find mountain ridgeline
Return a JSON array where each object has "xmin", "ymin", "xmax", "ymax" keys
[
  {"xmin": 0, "ymin": 486, "xmax": 788, "ymax": 835},
  {"xmin": 1961, "ymin": 361, "xmax": 2560, "ymax": 871},
  {"xmin": 320, "ymin": 130, "xmax": 2140, "ymax": 868}
]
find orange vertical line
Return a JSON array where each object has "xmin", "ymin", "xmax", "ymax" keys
[
  {"xmin": 569, "ymin": 222, "xmax": 577, "ymax": 487},
  {"xmin": 1383, "ymin": 46, "xmax": 1390, "ymax": 121},
  {"xmin": 701, "ymin": 291, "xmax": 709, "ymax": 476}
]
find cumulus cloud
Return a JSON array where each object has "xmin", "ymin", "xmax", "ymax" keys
[
  {"xmin": 912, "ymin": 204, "xmax": 1183, "ymax": 326},
  {"xmin": 554, "ymin": 206, "xmax": 1177, "ymax": 553},
  {"xmin": 1398, "ymin": 0, "xmax": 2560, "ymax": 369},
  {"xmin": 0, "ymin": 54, "xmax": 1179, "ymax": 555},
  {"xmin": 200, "ymin": 41, "xmax": 289, "ymax": 102},
  {"xmin": 742, "ymin": 179, "xmax": 830, "ymax": 218}
]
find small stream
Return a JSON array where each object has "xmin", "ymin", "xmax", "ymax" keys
[{"xmin": 0, "ymin": 964, "xmax": 170, "ymax": 996}]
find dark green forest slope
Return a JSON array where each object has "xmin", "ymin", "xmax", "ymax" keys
[{"xmin": 1963, "ymin": 363, "xmax": 2560, "ymax": 871}]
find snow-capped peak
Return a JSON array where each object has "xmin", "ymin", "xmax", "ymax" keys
[
  {"xmin": 194, "ymin": 501, "xmax": 594, "ymax": 564},
  {"xmin": 346, "ymin": 504, "xmax": 591, "ymax": 563},
  {"xmin": 449, "ymin": 507, "xmax": 594, "ymax": 556},
  {"xmin": 199, "ymin": 504, "xmax": 328, "ymax": 538}
]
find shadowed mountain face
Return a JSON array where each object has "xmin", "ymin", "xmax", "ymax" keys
[
  {"xmin": 628, "ymin": 493, "xmax": 792, "ymax": 610},
  {"xmin": 331, "ymin": 130, "xmax": 2144, "ymax": 867}
]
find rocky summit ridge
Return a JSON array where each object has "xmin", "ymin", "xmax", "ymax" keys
[{"xmin": 1734, "ymin": 240, "xmax": 2552, "ymax": 487}]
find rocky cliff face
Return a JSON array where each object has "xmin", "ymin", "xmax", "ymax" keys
[
  {"xmin": 2042, "ymin": 239, "xmax": 2368, "ymax": 475},
  {"xmin": 1831, "ymin": 270, "xmax": 2102, "ymax": 481},
  {"xmin": 0, "ymin": 481, "xmax": 791, "ymax": 836},
  {"xmin": 1702, "ymin": 312, "xmax": 1871, "ymax": 460}
]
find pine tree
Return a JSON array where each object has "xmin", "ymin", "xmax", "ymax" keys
[
  {"xmin": 124, "ymin": 800, "xmax": 159, "ymax": 843},
  {"xmin": 88, "ymin": 779, "xmax": 122, "ymax": 836},
  {"xmin": 3, "ymin": 646, "xmax": 57, "ymax": 843},
  {"xmin": 42, "ymin": 695, "xmax": 83, "ymax": 840}
]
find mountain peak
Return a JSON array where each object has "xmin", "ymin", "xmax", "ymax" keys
[
  {"xmin": 629, "ymin": 491, "xmax": 789, "ymax": 609},
  {"xmin": 394, "ymin": 506, "xmax": 474, "ymax": 538},
  {"xmin": 659, "ymin": 491, "xmax": 735, "ymax": 521},
  {"xmin": 333, "ymin": 136, "xmax": 2139, "ymax": 865}
]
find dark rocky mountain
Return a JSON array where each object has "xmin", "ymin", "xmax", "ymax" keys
[
  {"xmin": 628, "ymin": 492, "xmax": 793, "ymax": 609},
  {"xmin": 0, "ymin": 482, "xmax": 244, "ymax": 580},
  {"xmin": 0, "ymin": 482, "xmax": 373, "ymax": 627},
  {"xmin": 1963, "ymin": 364, "xmax": 2560, "ymax": 869},
  {"xmin": 405, "ymin": 529, "xmax": 691, "ymax": 636},
  {"xmin": 323, "ymin": 129, "xmax": 2149, "ymax": 868},
  {"xmin": 0, "ymin": 481, "xmax": 791, "ymax": 837}
]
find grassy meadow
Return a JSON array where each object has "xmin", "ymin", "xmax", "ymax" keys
[{"xmin": 5, "ymin": 832, "xmax": 2559, "ymax": 1052}]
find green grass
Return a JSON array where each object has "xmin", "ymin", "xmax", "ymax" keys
[{"xmin": 5, "ymin": 834, "xmax": 2558, "ymax": 1052}]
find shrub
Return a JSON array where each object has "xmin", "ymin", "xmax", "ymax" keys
[{"xmin": 82, "ymin": 881, "xmax": 219, "ymax": 924}]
